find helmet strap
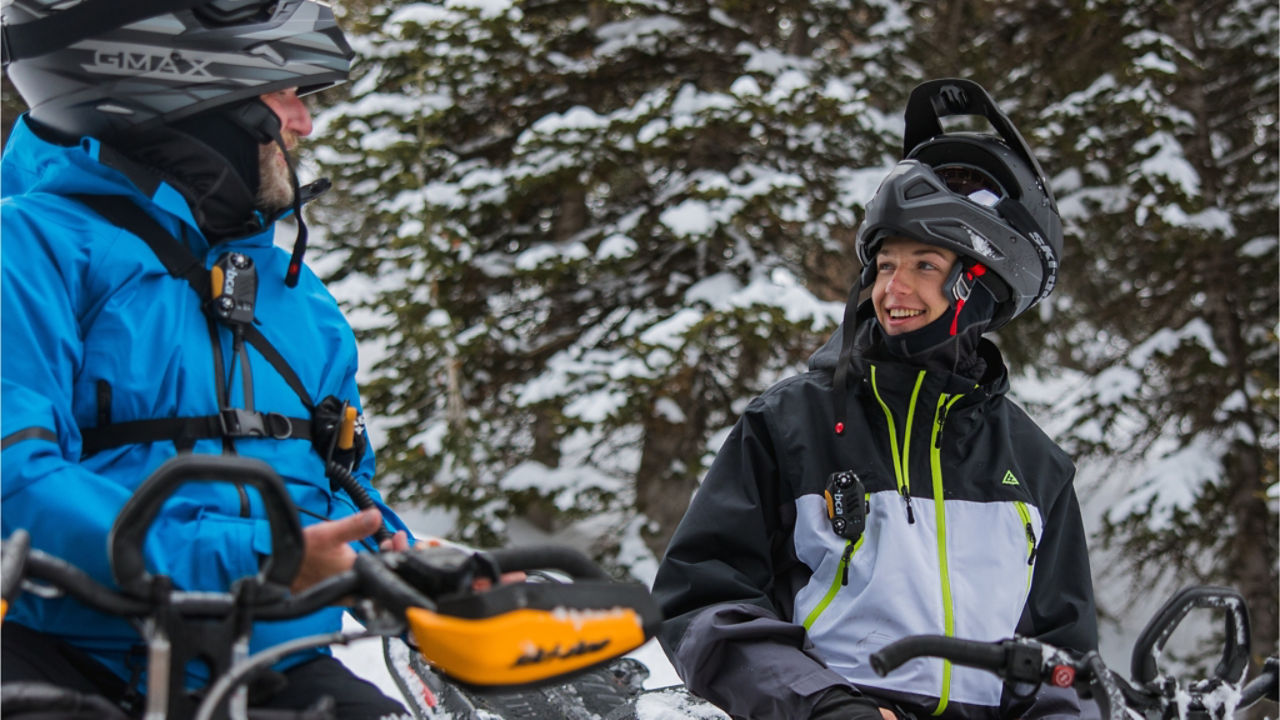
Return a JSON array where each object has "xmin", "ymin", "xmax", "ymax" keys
[{"xmin": 945, "ymin": 261, "xmax": 987, "ymax": 336}]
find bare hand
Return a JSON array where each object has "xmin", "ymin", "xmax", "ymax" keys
[
  {"xmin": 379, "ymin": 528, "xmax": 410, "ymax": 552},
  {"xmin": 291, "ymin": 508, "xmax": 384, "ymax": 594},
  {"xmin": 880, "ymin": 708, "xmax": 897, "ymax": 720}
]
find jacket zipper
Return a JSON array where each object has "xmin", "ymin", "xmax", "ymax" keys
[
  {"xmin": 929, "ymin": 392, "xmax": 964, "ymax": 716},
  {"xmin": 870, "ymin": 367, "xmax": 926, "ymax": 525},
  {"xmin": 802, "ymin": 495, "xmax": 870, "ymax": 631}
]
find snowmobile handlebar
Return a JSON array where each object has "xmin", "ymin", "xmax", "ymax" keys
[
  {"xmin": 871, "ymin": 586, "xmax": 1278, "ymax": 720},
  {"xmin": 1, "ymin": 455, "xmax": 661, "ymax": 719},
  {"xmin": 484, "ymin": 545, "xmax": 612, "ymax": 580}
]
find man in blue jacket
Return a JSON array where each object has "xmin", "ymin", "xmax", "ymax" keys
[{"xmin": 1, "ymin": 1, "xmax": 414, "ymax": 716}]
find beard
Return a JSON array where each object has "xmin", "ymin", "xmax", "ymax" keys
[{"xmin": 256, "ymin": 138, "xmax": 297, "ymax": 212}]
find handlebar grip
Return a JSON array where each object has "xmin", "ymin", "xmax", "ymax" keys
[
  {"xmin": 353, "ymin": 553, "xmax": 434, "ymax": 616},
  {"xmin": 871, "ymin": 635, "xmax": 1008, "ymax": 677},
  {"xmin": 1240, "ymin": 657, "xmax": 1278, "ymax": 706},
  {"xmin": 483, "ymin": 546, "xmax": 611, "ymax": 581},
  {"xmin": 108, "ymin": 455, "xmax": 304, "ymax": 596}
]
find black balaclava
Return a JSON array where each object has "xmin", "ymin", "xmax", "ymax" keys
[
  {"xmin": 171, "ymin": 109, "xmax": 261, "ymax": 200},
  {"xmin": 115, "ymin": 98, "xmax": 317, "ymax": 286},
  {"xmin": 113, "ymin": 99, "xmax": 276, "ymax": 241}
]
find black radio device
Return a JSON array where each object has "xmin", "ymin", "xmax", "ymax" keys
[{"xmin": 825, "ymin": 470, "xmax": 868, "ymax": 540}]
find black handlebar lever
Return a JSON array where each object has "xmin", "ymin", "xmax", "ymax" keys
[
  {"xmin": 1131, "ymin": 586, "xmax": 1251, "ymax": 687},
  {"xmin": 108, "ymin": 454, "xmax": 305, "ymax": 599}
]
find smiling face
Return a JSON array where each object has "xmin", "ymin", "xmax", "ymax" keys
[{"xmin": 871, "ymin": 236, "xmax": 959, "ymax": 335}]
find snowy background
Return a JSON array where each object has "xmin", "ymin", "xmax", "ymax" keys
[{"xmin": 294, "ymin": 0, "xmax": 1278, "ymax": 712}]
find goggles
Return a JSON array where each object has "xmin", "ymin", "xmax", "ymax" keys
[{"xmin": 934, "ymin": 164, "xmax": 1004, "ymax": 208}]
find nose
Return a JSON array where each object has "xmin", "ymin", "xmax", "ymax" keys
[
  {"xmin": 276, "ymin": 92, "xmax": 313, "ymax": 138},
  {"xmin": 261, "ymin": 89, "xmax": 313, "ymax": 139},
  {"xmin": 883, "ymin": 267, "xmax": 911, "ymax": 296}
]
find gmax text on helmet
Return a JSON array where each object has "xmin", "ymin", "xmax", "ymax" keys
[{"xmin": 88, "ymin": 49, "xmax": 214, "ymax": 79}]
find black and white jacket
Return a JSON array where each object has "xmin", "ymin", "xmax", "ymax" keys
[{"xmin": 653, "ymin": 318, "xmax": 1098, "ymax": 720}]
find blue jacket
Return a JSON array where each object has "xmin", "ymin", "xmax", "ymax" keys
[{"xmin": 1, "ymin": 115, "xmax": 412, "ymax": 686}]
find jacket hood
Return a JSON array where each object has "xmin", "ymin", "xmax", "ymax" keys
[
  {"xmin": 2, "ymin": 115, "xmax": 278, "ymax": 252},
  {"xmin": 4, "ymin": 116, "xmax": 189, "ymax": 220}
]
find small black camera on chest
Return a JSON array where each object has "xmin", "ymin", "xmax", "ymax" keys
[{"xmin": 825, "ymin": 470, "xmax": 868, "ymax": 540}]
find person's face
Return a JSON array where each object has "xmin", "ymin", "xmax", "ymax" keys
[
  {"xmin": 256, "ymin": 88, "xmax": 313, "ymax": 211},
  {"xmin": 871, "ymin": 237, "xmax": 959, "ymax": 335}
]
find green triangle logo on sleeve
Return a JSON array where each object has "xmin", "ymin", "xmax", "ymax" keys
[{"xmin": 1001, "ymin": 470, "xmax": 1019, "ymax": 486}]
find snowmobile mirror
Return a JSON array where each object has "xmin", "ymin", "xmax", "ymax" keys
[
  {"xmin": 108, "ymin": 454, "xmax": 305, "ymax": 598},
  {"xmin": 1130, "ymin": 585, "xmax": 1251, "ymax": 687}
]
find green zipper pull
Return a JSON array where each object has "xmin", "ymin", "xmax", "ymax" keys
[{"xmin": 840, "ymin": 541, "xmax": 855, "ymax": 586}]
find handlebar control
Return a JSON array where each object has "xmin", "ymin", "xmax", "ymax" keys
[{"xmin": 108, "ymin": 455, "xmax": 305, "ymax": 596}]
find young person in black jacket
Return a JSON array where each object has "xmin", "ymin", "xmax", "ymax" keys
[{"xmin": 652, "ymin": 79, "xmax": 1098, "ymax": 720}]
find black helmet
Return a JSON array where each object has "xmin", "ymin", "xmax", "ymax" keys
[
  {"xmin": 855, "ymin": 79, "xmax": 1063, "ymax": 330},
  {"xmin": 2, "ymin": 0, "xmax": 354, "ymax": 139}
]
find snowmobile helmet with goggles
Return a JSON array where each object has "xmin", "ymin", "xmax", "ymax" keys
[
  {"xmin": 855, "ymin": 78, "xmax": 1063, "ymax": 331},
  {"xmin": 1, "ymin": 0, "xmax": 354, "ymax": 140}
]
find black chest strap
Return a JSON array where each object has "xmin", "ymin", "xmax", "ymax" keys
[
  {"xmin": 80, "ymin": 410, "xmax": 314, "ymax": 456},
  {"xmin": 71, "ymin": 194, "xmax": 316, "ymax": 454}
]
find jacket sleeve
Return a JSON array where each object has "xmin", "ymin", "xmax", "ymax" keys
[
  {"xmin": 652, "ymin": 401, "xmax": 854, "ymax": 719},
  {"xmin": 1024, "ymin": 470, "xmax": 1098, "ymax": 652},
  {"xmin": 1005, "ymin": 468, "xmax": 1100, "ymax": 720},
  {"xmin": 341, "ymin": 377, "xmax": 413, "ymax": 543},
  {"xmin": 299, "ymin": 263, "xmax": 413, "ymax": 545}
]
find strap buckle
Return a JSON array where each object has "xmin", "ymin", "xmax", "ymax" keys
[
  {"xmin": 217, "ymin": 409, "xmax": 295, "ymax": 440},
  {"xmin": 218, "ymin": 408, "xmax": 266, "ymax": 438}
]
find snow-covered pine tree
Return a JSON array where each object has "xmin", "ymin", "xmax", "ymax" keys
[
  {"xmin": 312, "ymin": 0, "xmax": 912, "ymax": 570},
  {"xmin": 310, "ymin": 0, "xmax": 1277, "ymax": 670},
  {"xmin": 1025, "ymin": 0, "xmax": 1278, "ymax": 663}
]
